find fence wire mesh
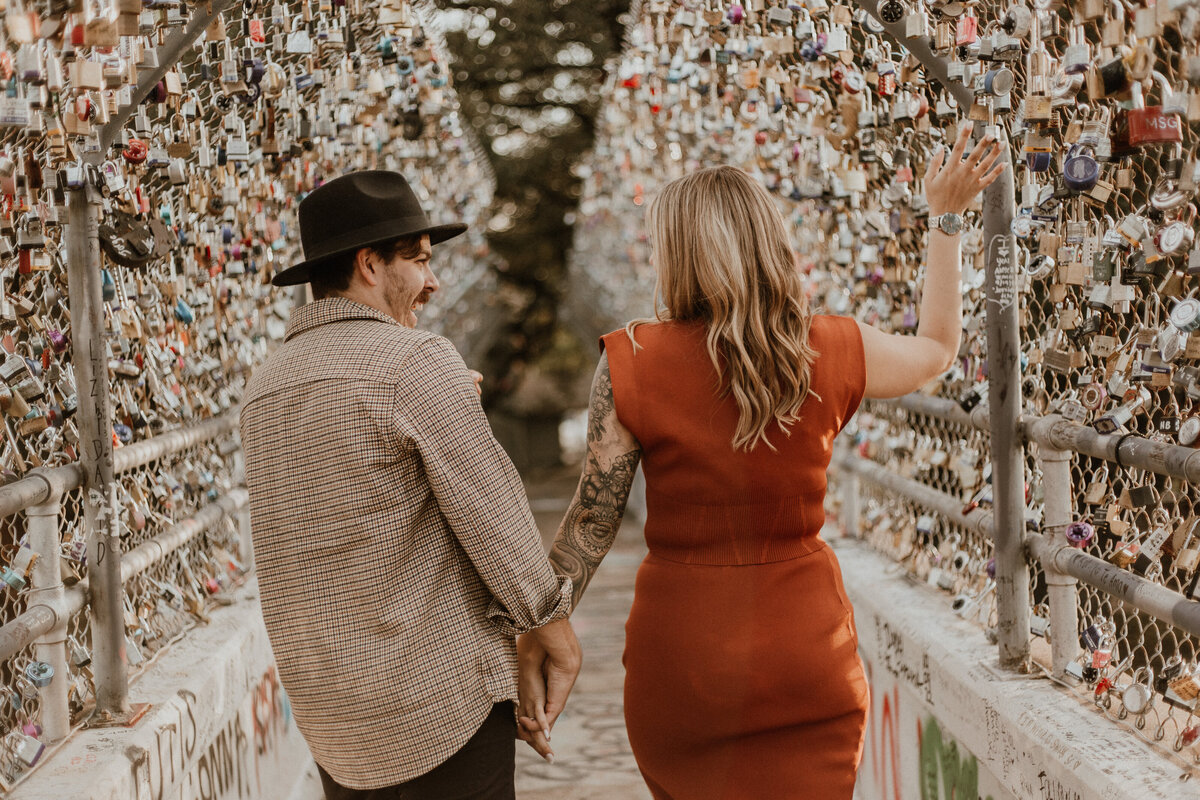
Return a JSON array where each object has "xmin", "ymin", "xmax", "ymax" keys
[{"xmin": 571, "ymin": 0, "xmax": 1200, "ymax": 770}]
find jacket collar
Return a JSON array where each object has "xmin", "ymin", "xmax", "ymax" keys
[{"xmin": 284, "ymin": 297, "xmax": 400, "ymax": 342}]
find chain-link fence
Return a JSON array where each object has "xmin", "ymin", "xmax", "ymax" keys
[{"xmin": 569, "ymin": 0, "xmax": 1200, "ymax": 772}]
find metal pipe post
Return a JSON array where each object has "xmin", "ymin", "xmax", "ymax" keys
[
  {"xmin": 66, "ymin": 183, "xmax": 135, "ymax": 723},
  {"xmin": 856, "ymin": 0, "xmax": 1029, "ymax": 667},
  {"xmin": 981, "ymin": 132, "xmax": 1028, "ymax": 671},
  {"xmin": 26, "ymin": 492, "xmax": 69, "ymax": 742},
  {"xmin": 99, "ymin": 0, "xmax": 239, "ymax": 150},
  {"xmin": 1032, "ymin": 424, "xmax": 1081, "ymax": 678}
]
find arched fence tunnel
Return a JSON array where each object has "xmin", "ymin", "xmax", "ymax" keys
[{"xmin": 0, "ymin": 0, "xmax": 1194, "ymax": 796}]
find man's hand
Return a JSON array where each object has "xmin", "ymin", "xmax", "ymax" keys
[
  {"xmin": 468, "ymin": 370, "xmax": 483, "ymax": 396},
  {"xmin": 515, "ymin": 619, "xmax": 581, "ymax": 762}
]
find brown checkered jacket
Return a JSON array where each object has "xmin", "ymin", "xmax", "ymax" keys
[{"xmin": 240, "ymin": 297, "xmax": 571, "ymax": 789}]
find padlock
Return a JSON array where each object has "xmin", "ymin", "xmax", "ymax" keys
[
  {"xmin": 1062, "ymin": 145, "xmax": 1099, "ymax": 192},
  {"xmin": 1108, "ymin": 541, "xmax": 1140, "ymax": 567},
  {"xmin": 1122, "ymin": 668, "xmax": 1154, "ymax": 715},
  {"xmin": 13, "ymin": 731, "xmax": 44, "ymax": 766}
]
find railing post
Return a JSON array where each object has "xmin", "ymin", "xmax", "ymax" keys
[
  {"xmin": 25, "ymin": 485, "xmax": 67, "ymax": 743},
  {"xmin": 66, "ymin": 182, "xmax": 143, "ymax": 725},
  {"xmin": 1034, "ymin": 438, "xmax": 1081, "ymax": 678},
  {"xmin": 979, "ymin": 116, "xmax": 1028, "ymax": 674},
  {"xmin": 855, "ymin": 0, "xmax": 1029, "ymax": 669}
]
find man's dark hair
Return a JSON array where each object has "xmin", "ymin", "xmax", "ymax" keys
[{"xmin": 309, "ymin": 235, "xmax": 426, "ymax": 299}]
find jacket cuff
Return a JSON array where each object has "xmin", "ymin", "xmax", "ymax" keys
[{"xmin": 486, "ymin": 575, "xmax": 574, "ymax": 637}]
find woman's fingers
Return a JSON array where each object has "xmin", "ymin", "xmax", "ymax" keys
[
  {"xmin": 924, "ymin": 144, "xmax": 946, "ymax": 182},
  {"xmin": 518, "ymin": 714, "xmax": 555, "ymax": 762},
  {"xmin": 949, "ymin": 121, "xmax": 973, "ymax": 164},
  {"xmin": 974, "ymin": 142, "xmax": 1003, "ymax": 176},
  {"xmin": 980, "ymin": 161, "xmax": 1007, "ymax": 186},
  {"xmin": 964, "ymin": 137, "xmax": 995, "ymax": 169}
]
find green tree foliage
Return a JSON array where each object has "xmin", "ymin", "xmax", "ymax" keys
[{"xmin": 434, "ymin": 0, "xmax": 630, "ymax": 413}]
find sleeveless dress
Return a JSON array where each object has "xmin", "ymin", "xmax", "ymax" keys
[{"xmin": 600, "ymin": 315, "xmax": 869, "ymax": 800}]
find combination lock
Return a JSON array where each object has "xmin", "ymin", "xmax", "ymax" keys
[{"xmin": 879, "ymin": 0, "xmax": 906, "ymax": 24}]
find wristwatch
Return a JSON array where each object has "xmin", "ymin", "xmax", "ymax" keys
[{"xmin": 929, "ymin": 212, "xmax": 965, "ymax": 236}]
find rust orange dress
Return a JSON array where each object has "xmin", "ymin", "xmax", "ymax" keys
[{"xmin": 600, "ymin": 315, "xmax": 870, "ymax": 800}]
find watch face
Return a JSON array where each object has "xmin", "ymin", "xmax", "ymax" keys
[{"xmin": 939, "ymin": 214, "xmax": 964, "ymax": 234}]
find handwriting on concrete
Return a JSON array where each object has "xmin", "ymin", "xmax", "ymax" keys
[
  {"xmin": 128, "ymin": 668, "xmax": 293, "ymax": 800},
  {"xmin": 875, "ymin": 617, "xmax": 934, "ymax": 705}
]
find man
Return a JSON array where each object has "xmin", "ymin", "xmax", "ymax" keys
[{"xmin": 240, "ymin": 170, "xmax": 581, "ymax": 799}]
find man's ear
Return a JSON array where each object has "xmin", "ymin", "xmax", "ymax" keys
[{"xmin": 353, "ymin": 247, "xmax": 382, "ymax": 288}]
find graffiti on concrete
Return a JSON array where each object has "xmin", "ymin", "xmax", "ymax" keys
[
  {"xmin": 188, "ymin": 713, "xmax": 252, "ymax": 800},
  {"xmin": 863, "ymin": 659, "xmax": 902, "ymax": 800},
  {"xmin": 250, "ymin": 667, "xmax": 292, "ymax": 788},
  {"xmin": 859, "ymin": 650, "xmax": 1011, "ymax": 800},
  {"xmin": 918, "ymin": 716, "xmax": 992, "ymax": 800},
  {"xmin": 128, "ymin": 667, "xmax": 295, "ymax": 800},
  {"xmin": 875, "ymin": 618, "xmax": 934, "ymax": 705},
  {"xmin": 128, "ymin": 689, "xmax": 200, "ymax": 800}
]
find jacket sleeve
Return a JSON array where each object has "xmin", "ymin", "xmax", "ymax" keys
[{"xmin": 392, "ymin": 336, "xmax": 572, "ymax": 636}]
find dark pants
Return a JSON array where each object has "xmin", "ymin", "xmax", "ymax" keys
[{"xmin": 317, "ymin": 702, "xmax": 517, "ymax": 800}]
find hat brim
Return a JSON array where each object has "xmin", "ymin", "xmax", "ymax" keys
[{"xmin": 271, "ymin": 223, "xmax": 469, "ymax": 287}]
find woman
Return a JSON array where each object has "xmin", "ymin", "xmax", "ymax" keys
[{"xmin": 517, "ymin": 122, "xmax": 1004, "ymax": 798}]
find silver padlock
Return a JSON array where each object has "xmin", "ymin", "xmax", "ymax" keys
[{"xmin": 1122, "ymin": 668, "xmax": 1154, "ymax": 715}]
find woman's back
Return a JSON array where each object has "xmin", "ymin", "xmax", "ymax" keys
[
  {"xmin": 601, "ymin": 314, "xmax": 865, "ymax": 565},
  {"xmin": 603, "ymin": 313, "xmax": 869, "ymax": 800}
]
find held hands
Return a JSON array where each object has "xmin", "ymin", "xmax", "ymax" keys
[
  {"xmin": 923, "ymin": 121, "xmax": 1006, "ymax": 218},
  {"xmin": 515, "ymin": 621, "xmax": 582, "ymax": 763},
  {"xmin": 468, "ymin": 370, "xmax": 483, "ymax": 396}
]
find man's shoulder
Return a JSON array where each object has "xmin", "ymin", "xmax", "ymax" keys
[{"xmin": 243, "ymin": 324, "xmax": 445, "ymax": 407}]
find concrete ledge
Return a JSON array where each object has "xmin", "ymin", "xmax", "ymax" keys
[
  {"xmin": 13, "ymin": 576, "xmax": 318, "ymax": 800},
  {"xmin": 833, "ymin": 537, "xmax": 1189, "ymax": 800}
]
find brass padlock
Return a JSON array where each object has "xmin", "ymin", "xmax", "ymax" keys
[{"xmin": 1108, "ymin": 541, "xmax": 1140, "ymax": 568}]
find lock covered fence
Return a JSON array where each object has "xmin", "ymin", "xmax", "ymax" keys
[
  {"xmin": 0, "ymin": 0, "xmax": 502, "ymax": 788},
  {"xmin": 565, "ymin": 0, "xmax": 1200, "ymax": 776}
]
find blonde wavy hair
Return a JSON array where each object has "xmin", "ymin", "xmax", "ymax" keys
[{"xmin": 628, "ymin": 165, "xmax": 820, "ymax": 452}]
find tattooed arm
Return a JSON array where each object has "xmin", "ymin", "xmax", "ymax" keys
[
  {"xmin": 549, "ymin": 352, "xmax": 642, "ymax": 610},
  {"xmin": 516, "ymin": 352, "xmax": 641, "ymax": 756}
]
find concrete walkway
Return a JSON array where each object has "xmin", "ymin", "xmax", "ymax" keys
[{"xmin": 517, "ymin": 469, "xmax": 652, "ymax": 800}]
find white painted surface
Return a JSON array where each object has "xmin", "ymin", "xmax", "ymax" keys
[
  {"xmin": 12, "ymin": 576, "xmax": 319, "ymax": 800},
  {"xmin": 832, "ymin": 536, "xmax": 1196, "ymax": 800}
]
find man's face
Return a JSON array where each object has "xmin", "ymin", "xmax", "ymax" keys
[{"xmin": 380, "ymin": 235, "xmax": 438, "ymax": 328}]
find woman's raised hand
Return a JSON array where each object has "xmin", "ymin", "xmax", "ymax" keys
[{"xmin": 923, "ymin": 121, "xmax": 1006, "ymax": 217}]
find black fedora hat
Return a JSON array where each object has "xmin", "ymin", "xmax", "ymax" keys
[{"xmin": 271, "ymin": 170, "xmax": 468, "ymax": 287}]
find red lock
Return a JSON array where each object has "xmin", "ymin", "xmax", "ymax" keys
[
  {"xmin": 955, "ymin": 13, "xmax": 978, "ymax": 46},
  {"xmin": 877, "ymin": 72, "xmax": 896, "ymax": 97},
  {"xmin": 1125, "ymin": 106, "xmax": 1182, "ymax": 147},
  {"xmin": 841, "ymin": 70, "xmax": 865, "ymax": 94},
  {"xmin": 248, "ymin": 18, "xmax": 266, "ymax": 43},
  {"xmin": 1113, "ymin": 84, "xmax": 1183, "ymax": 154},
  {"xmin": 123, "ymin": 138, "xmax": 148, "ymax": 164}
]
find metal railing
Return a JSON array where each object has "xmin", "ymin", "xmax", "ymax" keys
[
  {"xmin": 0, "ymin": 413, "xmax": 243, "ymax": 745},
  {"xmin": 834, "ymin": 395, "xmax": 1200, "ymax": 761}
]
